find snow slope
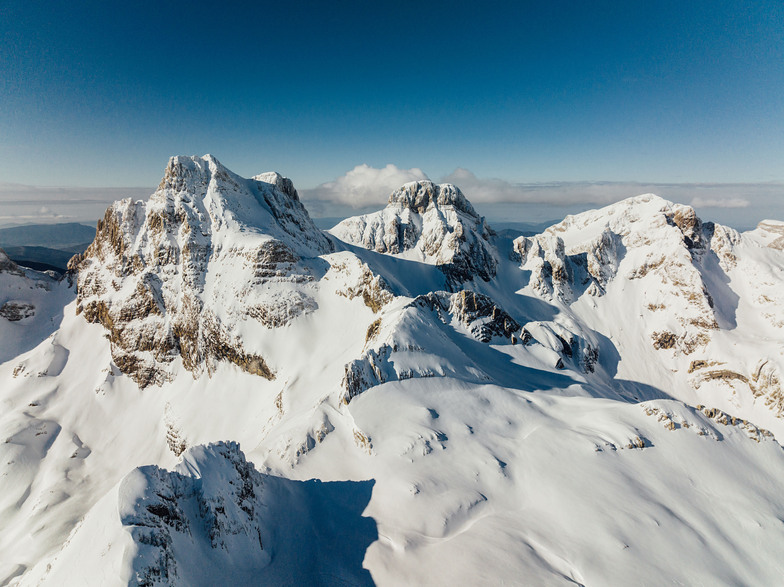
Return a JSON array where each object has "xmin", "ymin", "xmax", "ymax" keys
[
  {"xmin": 0, "ymin": 249, "xmax": 74, "ymax": 365},
  {"xmin": 1, "ymin": 158, "xmax": 784, "ymax": 586}
]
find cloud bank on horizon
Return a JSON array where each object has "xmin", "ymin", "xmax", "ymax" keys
[
  {"xmin": 301, "ymin": 164, "xmax": 781, "ymax": 228},
  {"xmin": 1, "ymin": 165, "xmax": 781, "ymax": 231},
  {"xmin": 0, "ymin": 184, "xmax": 153, "ymax": 226}
]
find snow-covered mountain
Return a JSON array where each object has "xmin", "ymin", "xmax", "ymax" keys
[
  {"xmin": 331, "ymin": 180, "xmax": 497, "ymax": 288},
  {"xmin": 2, "ymin": 156, "xmax": 784, "ymax": 586},
  {"xmin": 512, "ymin": 195, "xmax": 784, "ymax": 427},
  {"xmin": 69, "ymin": 155, "xmax": 332, "ymax": 387}
]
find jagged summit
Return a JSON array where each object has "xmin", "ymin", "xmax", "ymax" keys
[
  {"xmin": 151, "ymin": 155, "xmax": 330, "ymax": 256},
  {"xmin": 514, "ymin": 193, "xmax": 738, "ymax": 334},
  {"xmin": 387, "ymin": 180, "xmax": 478, "ymax": 217},
  {"xmin": 331, "ymin": 180, "xmax": 497, "ymax": 288},
  {"xmin": 70, "ymin": 156, "xmax": 333, "ymax": 387},
  {"xmin": 513, "ymin": 191, "xmax": 784, "ymax": 420},
  {"xmin": 157, "ymin": 154, "xmax": 222, "ymax": 189}
]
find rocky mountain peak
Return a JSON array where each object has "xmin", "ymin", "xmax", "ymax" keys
[
  {"xmin": 387, "ymin": 180, "xmax": 477, "ymax": 217},
  {"xmin": 157, "ymin": 154, "xmax": 224, "ymax": 193},
  {"xmin": 70, "ymin": 156, "xmax": 332, "ymax": 387},
  {"xmin": 151, "ymin": 155, "xmax": 329, "ymax": 256},
  {"xmin": 332, "ymin": 181, "xmax": 496, "ymax": 289},
  {"xmin": 515, "ymin": 194, "xmax": 745, "ymax": 356},
  {"xmin": 6, "ymin": 165, "xmax": 784, "ymax": 587}
]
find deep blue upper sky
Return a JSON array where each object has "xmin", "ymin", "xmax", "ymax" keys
[{"xmin": 1, "ymin": 0, "xmax": 782, "ymax": 188}]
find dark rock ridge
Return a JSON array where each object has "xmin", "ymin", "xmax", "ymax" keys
[
  {"xmin": 414, "ymin": 290, "xmax": 520, "ymax": 343},
  {"xmin": 0, "ymin": 301, "xmax": 35, "ymax": 321}
]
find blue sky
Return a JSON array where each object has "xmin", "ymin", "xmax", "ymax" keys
[{"xmin": 0, "ymin": 1, "xmax": 782, "ymax": 225}]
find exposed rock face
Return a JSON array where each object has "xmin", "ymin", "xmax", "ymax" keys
[
  {"xmin": 342, "ymin": 345, "xmax": 392, "ymax": 404},
  {"xmin": 513, "ymin": 228, "xmax": 624, "ymax": 299},
  {"xmin": 512, "ymin": 193, "xmax": 784, "ymax": 423},
  {"xmin": 704, "ymin": 222, "xmax": 742, "ymax": 271},
  {"xmin": 514, "ymin": 234, "xmax": 572, "ymax": 300},
  {"xmin": 685, "ymin": 358, "xmax": 784, "ymax": 420},
  {"xmin": 751, "ymin": 359, "xmax": 784, "ymax": 417},
  {"xmin": 641, "ymin": 402, "xmax": 775, "ymax": 443},
  {"xmin": 0, "ymin": 300, "xmax": 35, "ymax": 321},
  {"xmin": 414, "ymin": 290, "xmax": 520, "ymax": 343},
  {"xmin": 71, "ymin": 155, "xmax": 331, "ymax": 387},
  {"xmin": 331, "ymin": 181, "xmax": 497, "ymax": 289},
  {"xmin": 120, "ymin": 442, "xmax": 269, "ymax": 585},
  {"xmin": 515, "ymin": 195, "xmax": 726, "ymax": 355},
  {"xmin": 327, "ymin": 255, "xmax": 394, "ymax": 313}
]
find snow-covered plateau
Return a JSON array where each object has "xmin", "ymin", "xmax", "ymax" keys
[{"xmin": 1, "ymin": 155, "xmax": 784, "ymax": 586}]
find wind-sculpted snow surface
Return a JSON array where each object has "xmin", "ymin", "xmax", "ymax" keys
[
  {"xmin": 3, "ymin": 159, "xmax": 784, "ymax": 586},
  {"xmin": 342, "ymin": 290, "xmax": 521, "ymax": 402}
]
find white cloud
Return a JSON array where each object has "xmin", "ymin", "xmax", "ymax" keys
[
  {"xmin": 690, "ymin": 197, "xmax": 750, "ymax": 208},
  {"xmin": 303, "ymin": 164, "xmax": 429, "ymax": 207}
]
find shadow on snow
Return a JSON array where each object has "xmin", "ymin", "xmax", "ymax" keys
[{"xmin": 260, "ymin": 476, "xmax": 378, "ymax": 586}]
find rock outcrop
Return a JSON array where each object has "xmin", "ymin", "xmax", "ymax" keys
[
  {"xmin": 327, "ymin": 255, "xmax": 395, "ymax": 313},
  {"xmin": 413, "ymin": 290, "xmax": 520, "ymax": 343},
  {"xmin": 514, "ymin": 195, "xmax": 728, "ymax": 355},
  {"xmin": 120, "ymin": 442, "xmax": 269, "ymax": 585},
  {"xmin": 511, "ymin": 193, "xmax": 784, "ymax": 423},
  {"xmin": 754, "ymin": 220, "xmax": 784, "ymax": 250},
  {"xmin": 0, "ymin": 300, "xmax": 35, "ymax": 321}
]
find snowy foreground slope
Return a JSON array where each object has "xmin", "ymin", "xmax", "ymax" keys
[{"xmin": 2, "ymin": 156, "xmax": 784, "ymax": 586}]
